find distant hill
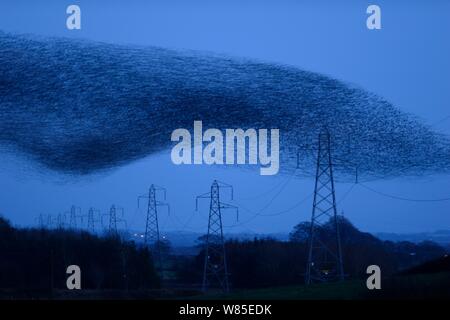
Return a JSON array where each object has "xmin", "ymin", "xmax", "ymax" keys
[
  {"xmin": 376, "ymin": 230, "xmax": 450, "ymax": 247},
  {"xmin": 127, "ymin": 229, "xmax": 450, "ymax": 249},
  {"xmin": 402, "ymin": 255, "xmax": 450, "ymax": 275},
  {"xmin": 127, "ymin": 230, "xmax": 289, "ymax": 248}
]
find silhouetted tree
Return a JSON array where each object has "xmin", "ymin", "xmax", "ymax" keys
[{"xmin": 0, "ymin": 216, "xmax": 160, "ymax": 297}]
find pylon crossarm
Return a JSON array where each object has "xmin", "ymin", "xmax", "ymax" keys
[
  {"xmin": 215, "ymin": 181, "xmax": 234, "ymax": 200},
  {"xmin": 115, "ymin": 207, "xmax": 125, "ymax": 218},
  {"xmin": 215, "ymin": 180, "xmax": 232, "ymax": 188},
  {"xmin": 118, "ymin": 218, "xmax": 128, "ymax": 230},
  {"xmin": 195, "ymin": 192, "xmax": 211, "ymax": 210},
  {"xmin": 156, "ymin": 202, "xmax": 170, "ymax": 215},
  {"xmin": 137, "ymin": 195, "xmax": 149, "ymax": 208},
  {"xmin": 197, "ymin": 192, "xmax": 211, "ymax": 199},
  {"xmin": 219, "ymin": 202, "xmax": 239, "ymax": 222},
  {"xmin": 100, "ymin": 212, "xmax": 110, "ymax": 229},
  {"xmin": 153, "ymin": 185, "xmax": 167, "ymax": 200}
]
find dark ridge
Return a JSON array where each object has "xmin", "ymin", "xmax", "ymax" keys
[{"xmin": 401, "ymin": 255, "xmax": 450, "ymax": 275}]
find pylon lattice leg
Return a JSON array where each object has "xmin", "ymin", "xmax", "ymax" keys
[
  {"xmin": 145, "ymin": 185, "xmax": 162, "ymax": 270},
  {"xmin": 69, "ymin": 205, "xmax": 77, "ymax": 229},
  {"xmin": 109, "ymin": 205, "xmax": 118, "ymax": 235},
  {"xmin": 305, "ymin": 131, "xmax": 344, "ymax": 284},
  {"xmin": 202, "ymin": 181, "xmax": 229, "ymax": 293},
  {"xmin": 88, "ymin": 208, "xmax": 95, "ymax": 233}
]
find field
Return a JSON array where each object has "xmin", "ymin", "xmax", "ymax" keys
[{"xmin": 192, "ymin": 272, "xmax": 450, "ymax": 300}]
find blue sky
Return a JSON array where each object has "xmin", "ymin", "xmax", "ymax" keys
[{"xmin": 0, "ymin": 0, "xmax": 449, "ymax": 234}]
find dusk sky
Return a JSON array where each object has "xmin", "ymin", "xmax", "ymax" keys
[{"xmin": 0, "ymin": 0, "xmax": 449, "ymax": 234}]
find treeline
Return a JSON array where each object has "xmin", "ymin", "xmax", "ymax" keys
[
  {"xmin": 0, "ymin": 217, "xmax": 159, "ymax": 295},
  {"xmin": 0, "ymin": 214, "xmax": 446, "ymax": 295},
  {"xmin": 175, "ymin": 217, "xmax": 447, "ymax": 289}
]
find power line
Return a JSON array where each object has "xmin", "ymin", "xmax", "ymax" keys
[
  {"xmin": 430, "ymin": 114, "xmax": 450, "ymax": 128},
  {"xmin": 336, "ymin": 183, "xmax": 357, "ymax": 205},
  {"xmin": 169, "ymin": 209, "xmax": 201, "ymax": 233},
  {"xmin": 224, "ymin": 192, "xmax": 313, "ymax": 229},
  {"xmin": 238, "ymin": 174, "xmax": 294, "ymax": 201},
  {"xmin": 359, "ymin": 183, "xmax": 450, "ymax": 202},
  {"xmin": 225, "ymin": 167, "xmax": 299, "ymax": 226}
]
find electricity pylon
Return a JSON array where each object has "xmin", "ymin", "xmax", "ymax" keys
[
  {"xmin": 37, "ymin": 214, "xmax": 45, "ymax": 229},
  {"xmin": 88, "ymin": 208, "xmax": 95, "ymax": 233},
  {"xmin": 305, "ymin": 130, "xmax": 344, "ymax": 284},
  {"xmin": 109, "ymin": 205, "xmax": 118, "ymax": 235},
  {"xmin": 196, "ymin": 180, "xmax": 238, "ymax": 293},
  {"xmin": 86, "ymin": 207, "xmax": 100, "ymax": 234},
  {"xmin": 68, "ymin": 205, "xmax": 81, "ymax": 230},
  {"xmin": 46, "ymin": 214, "xmax": 53, "ymax": 228},
  {"xmin": 103, "ymin": 205, "xmax": 127, "ymax": 237},
  {"xmin": 138, "ymin": 185, "xmax": 170, "ymax": 270},
  {"xmin": 56, "ymin": 213, "xmax": 66, "ymax": 229}
]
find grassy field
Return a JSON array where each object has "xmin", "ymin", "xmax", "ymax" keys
[
  {"xmin": 191, "ymin": 272, "xmax": 450, "ymax": 300},
  {"xmin": 192, "ymin": 280, "xmax": 366, "ymax": 300},
  {"xmin": 1, "ymin": 272, "xmax": 448, "ymax": 299}
]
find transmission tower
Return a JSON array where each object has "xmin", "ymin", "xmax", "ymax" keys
[
  {"xmin": 36, "ymin": 214, "xmax": 45, "ymax": 229},
  {"xmin": 86, "ymin": 207, "xmax": 100, "ymax": 234},
  {"xmin": 36, "ymin": 214, "xmax": 51, "ymax": 229},
  {"xmin": 56, "ymin": 213, "xmax": 66, "ymax": 229},
  {"xmin": 68, "ymin": 205, "xmax": 81, "ymax": 229},
  {"xmin": 305, "ymin": 130, "xmax": 344, "ymax": 284},
  {"xmin": 138, "ymin": 185, "xmax": 170, "ymax": 270},
  {"xmin": 109, "ymin": 205, "xmax": 118, "ymax": 235},
  {"xmin": 196, "ymin": 180, "xmax": 238, "ymax": 293},
  {"xmin": 88, "ymin": 208, "xmax": 95, "ymax": 232},
  {"xmin": 46, "ymin": 214, "xmax": 53, "ymax": 228},
  {"xmin": 103, "ymin": 205, "xmax": 127, "ymax": 237}
]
